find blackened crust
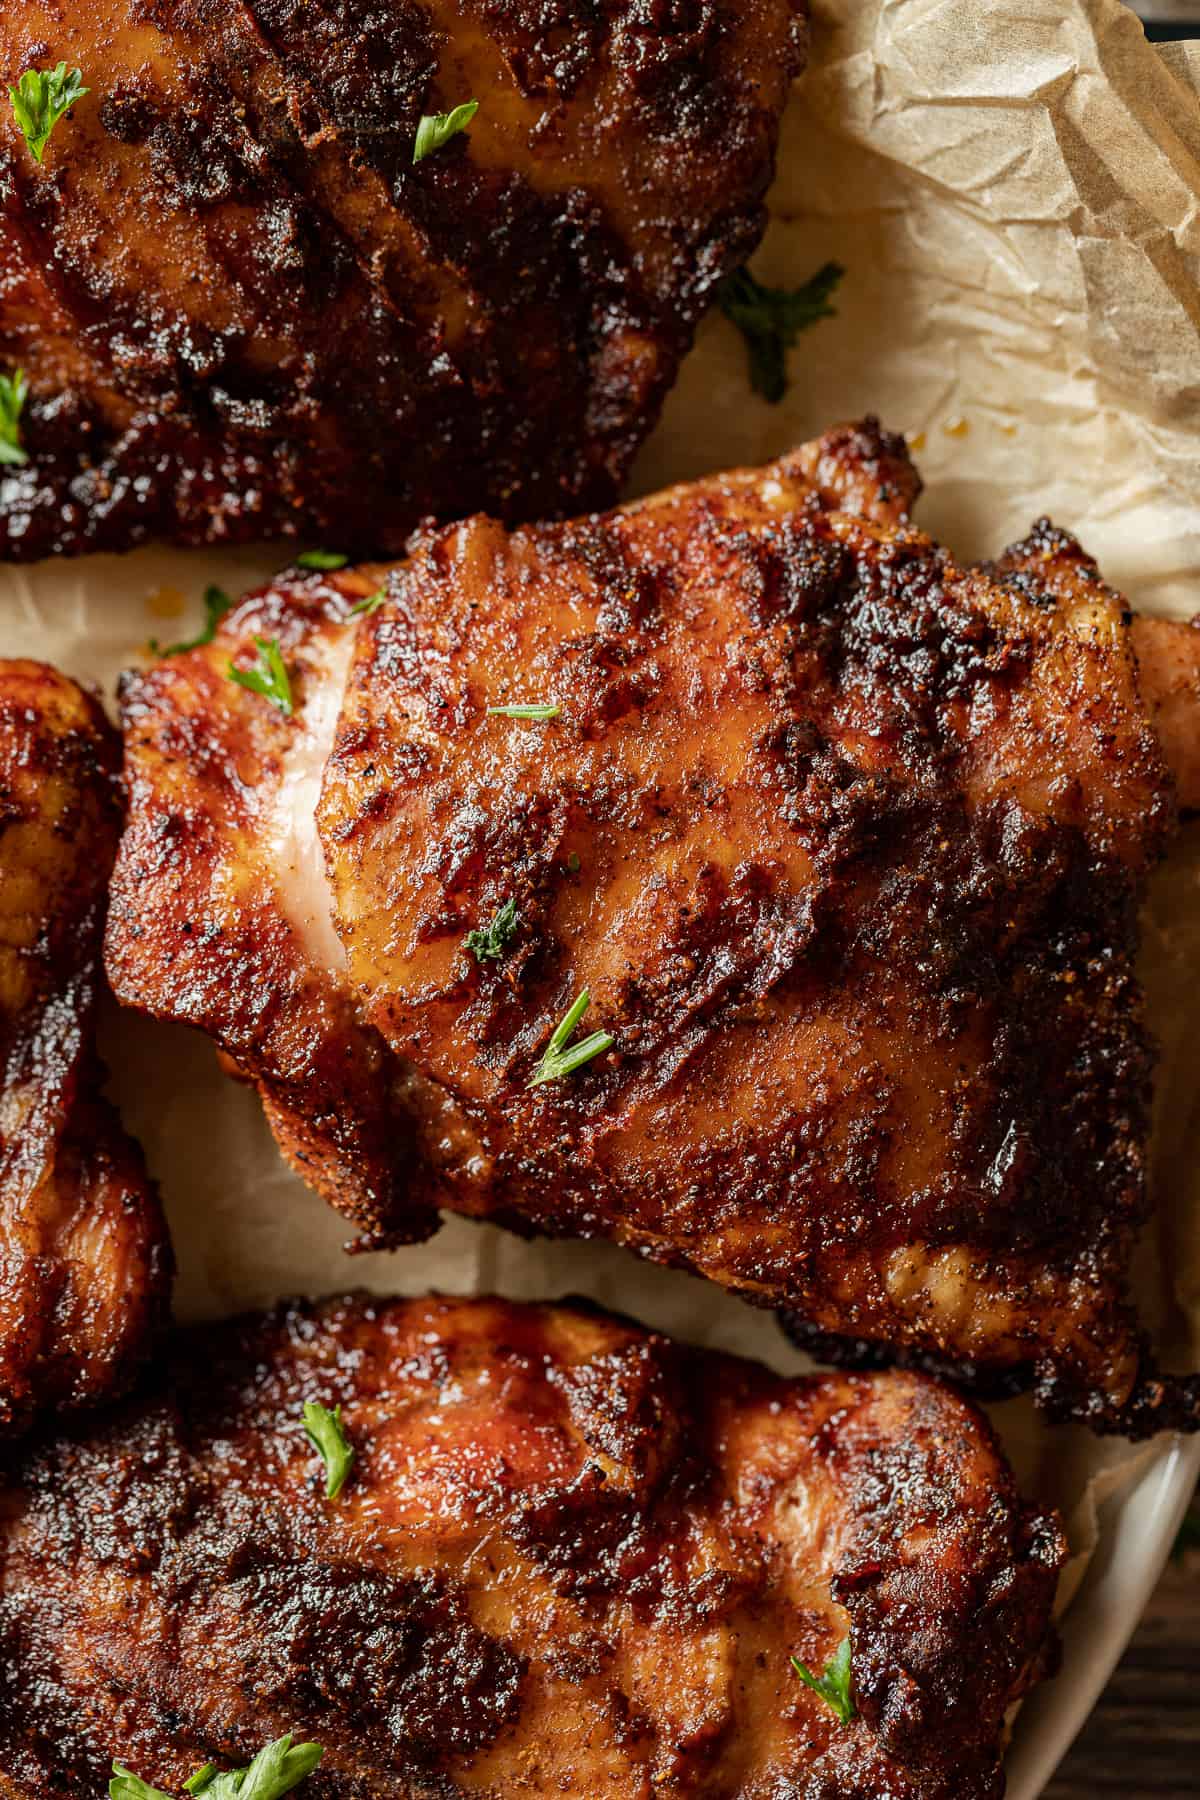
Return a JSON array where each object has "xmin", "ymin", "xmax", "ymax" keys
[
  {"xmin": 0, "ymin": 1292, "xmax": 1062, "ymax": 1798},
  {"xmin": 0, "ymin": 660, "xmax": 171, "ymax": 1432},
  {"xmin": 0, "ymin": 0, "xmax": 806, "ymax": 559}
]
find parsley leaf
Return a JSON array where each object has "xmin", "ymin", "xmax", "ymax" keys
[
  {"xmin": 413, "ymin": 98, "xmax": 478, "ymax": 164},
  {"xmin": 112, "ymin": 1735, "xmax": 323, "ymax": 1800},
  {"xmin": 295, "ymin": 549, "xmax": 348, "ymax": 571},
  {"xmin": 718, "ymin": 261, "xmax": 844, "ymax": 404},
  {"xmin": 151, "ymin": 585, "xmax": 233, "ymax": 657},
  {"xmin": 228, "ymin": 637, "xmax": 293, "ymax": 716},
  {"xmin": 528, "ymin": 988, "xmax": 613, "ymax": 1088},
  {"xmin": 303, "ymin": 1400, "xmax": 355, "ymax": 1500},
  {"xmin": 349, "ymin": 587, "xmax": 387, "ymax": 618},
  {"xmin": 465, "ymin": 895, "xmax": 519, "ymax": 963},
  {"xmin": 487, "ymin": 701, "xmax": 560, "ymax": 721},
  {"xmin": 790, "ymin": 1635, "xmax": 856, "ymax": 1726},
  {"xmin": 0, "ymin": 367, "xmax": 28, "ymax": 467},
  {"xmin": 191, "ymin": 1734, "xmax": 323, "ymax": 1798},
  {"xmin": 111, "ymin": 1771, "xmax": 175, "ymax": 1800},
  {"xmin": 9, "ymin": 63, "xmax": 89, "ymax": 163}
]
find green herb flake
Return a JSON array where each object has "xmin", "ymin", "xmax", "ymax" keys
[
  {"xmin": 151, "ymin": 585, "xmax": 233, "ymax": 657},
  {"xmin": 295, "ymin": 549, "xmax": 348, "ymax": 571},
  {"xmin": 790, "ymin": 1635, "xmax": 856, "ymax": 1726},
  {"xmin": 194, "ymin": 1734, "xmax": 322, "ymax": 1799},
  {"xmin": 111, "ymin": 1769, "xmax": 176, "ymax": 1800},
  {"xmin": 0, "ymin": 367, "xmax": 28, "ymax": 467},
  {"xmin": 303, "ymin": 1400, "xmax": 355, "ymax": 1500},
  {"xmin": 528, "ymin": 987, "xmax": 613, "ymax": 1089},
  {"xmin": 413, "ymin": 98, "xmax": 478, "ymax": 164},
  {"xmin": 718, "ymin": 261, "xmax": 844, "ymax": 404},
  {"xmin": 112, "ymin": 1734, "xmax": 323, "ymax": 1800},
  {"xmin": 487, "ymin": 701, "xmax": 560, "ymax": 721},
  {"xmin": 465, "ymin": 895, "xmax": 519, "ymax": 963},
  {"xmin": 228, "ymin": 637, "xmax": 293, "ymax": 716},
  {"xmin": 9, "ymin": 63, "xmax": 89, "ymax": 164},
  {"xmin": 349, "ymin": 586, "xmax": 387, "ymax": 618}
]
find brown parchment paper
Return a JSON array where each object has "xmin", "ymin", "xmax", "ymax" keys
[{"xmin": 1, "ymin": 0, "xmax": 1198, "ymax": 1786}]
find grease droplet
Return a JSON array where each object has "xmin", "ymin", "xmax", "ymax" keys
[{"xmin": 146, "ymin": 585, "xmax": 185, "ymax": 620}]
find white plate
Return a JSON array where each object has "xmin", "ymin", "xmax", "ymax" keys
[{"xmin": 1008, "ymin": 1433, "xmax": 1200, "ymax": 1795}]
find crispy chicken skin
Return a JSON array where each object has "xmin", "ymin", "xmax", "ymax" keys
[
  {"xmin": 0, "ymin": 0, "xmax": 805, "ymax": 561},
  {"xmin": 1129, "ymin": 612, "xmax": 1200, "ymax": 813},
  {"xmin": 0, "ymin": 661, "xmax": 170, "ymax": 1432},
  {"xmin": 0, "ymin": 1292, "xmax": 1063, "ymax": 1799},
  {"xmin": 106, "ymin": 420, "xmax": 1200, "ymax": 1433}
]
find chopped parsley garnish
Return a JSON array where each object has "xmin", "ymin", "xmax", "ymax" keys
[
  {"xmin": 151, "ymin": 584, "xmax": 233, "ymax": 656},
  {"xmin": 199, "ymin": 1736, "xmax": 322, "ymax": 1798},
  {"xmin": 303, "ymin": 1400, "xmax": 355, "ymax": 1500},
  {"xmin": 110, "ymin": 1771, "xmax": 175, "ymax": 1800},
  {"xmin": 9, "ymin": 63, "xmax": 89, "ymax": 164},
  {"xmin": 349, "ymin": 586, "xmax": 387, "ymax": 618},
  {"xmin": 413, "ymin": 98, "xmax": 478, "ymax": 164},
  {"xmin": 718, "ymin": 261, "xmax": 844, "ymax": 404},
  {"xmin": 295, "ymin": 549, "xmax": 348, "ymax": 571},
  {"xmin": 465, "ymin": 895, "xmax": 519, "ymax": 963},
  {"xmin": 228, "ymin": 637, "xmax": 293, "ymax": 716},
  {"xmin": 487, "ymin": 701, "xmax": 560, "ymax": 721},
  {"xmin": 111, "ymin": 1770, "xmax": 176, "ymax": 1800},
  {"xmin": 528, "ymin": 988, "xmax": 613, "ymax": 1089},
  {"xmin": 0, "ymin": 367, "xmax": 28, "ymax": 467},
  {"xmin": 790, "ymin": 1635, "xmax": 856, "ymax": 1725},
  {"xmin": 111, "ymin": 1733, "xmax": 323, "ymax": 1799}
]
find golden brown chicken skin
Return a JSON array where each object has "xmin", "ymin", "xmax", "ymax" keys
[
  {"xmin": 105, "ymin": 420, "xmax": 1200, "ymax": 1434},
  {"xmin": 0, "ymin": 0, "xmax": 805, "ymax": 560},
  {"xmin": 0, "ymin": 1292, "xmax": 1063, "ymax": 1799},
  {"xmin": 0, "ymin": 661, "xmax": 169, "ymax": 1432}
]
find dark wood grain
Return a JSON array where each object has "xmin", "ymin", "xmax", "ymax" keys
[{"xmin": 1043, "ymin": 1531, "xmax": 1198, "ymax": 1798}]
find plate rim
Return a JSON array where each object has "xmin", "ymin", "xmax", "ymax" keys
[{"xmin": 1004, "ymin": 1430, "xmax": 1200, "ymax": 1797}]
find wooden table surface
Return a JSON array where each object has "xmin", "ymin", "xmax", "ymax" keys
[{"xmin": 1042, "ymin": 1502, "xmax": 1197, "ymax": 1798}]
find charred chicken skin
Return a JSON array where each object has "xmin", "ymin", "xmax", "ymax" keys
[
  {"xmin": 0, "ymin": 1291, "xmax": 1063, "ymax": 1799},
  {"xmin": 105, "ymin": 420, "xmax": 1200, "ymax": 1434},
  {"xmin": 0, "ymin": 660, "xmax": 169, "ymax": 1433},
  {"xmin": 0, "ymin": 0, "xmax": 805, "ymax": 561}
]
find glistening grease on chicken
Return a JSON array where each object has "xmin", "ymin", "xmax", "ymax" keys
[
  {"xmin": 0, "ymin": 0, "xmax": 805, "ymax": 559},
  {"xmin": 106, "ymin": 420, "xmax": 1200, "ymax": 1433},
  {"xmin": 0, "ymin": 661, "xmax": 170, "ymax": 1432},
  {"xmin": 0, "ymin": 1292, "xmax": 1063, "ymax": 1799}
]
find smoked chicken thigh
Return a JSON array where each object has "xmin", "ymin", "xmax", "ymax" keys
[
  {"xmin": 0, "ymin": 0, "xmax": 805, "ymax": 560},
  {"xmin": 0, "ymin": 661, "xmax": 169, "ymax": 1432},
  {"xmin": 106, "ymin": 420, "xmax": 1200, "ymax": 1433},
  {"xmin": 0, "ymin": 1292, "xmax": 1062, "ymax": 1799}
]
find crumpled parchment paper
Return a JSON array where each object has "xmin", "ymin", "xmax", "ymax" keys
[{"xmin": 2, "ymin": 0, "xmax": 1198, "ymax": 1787}]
